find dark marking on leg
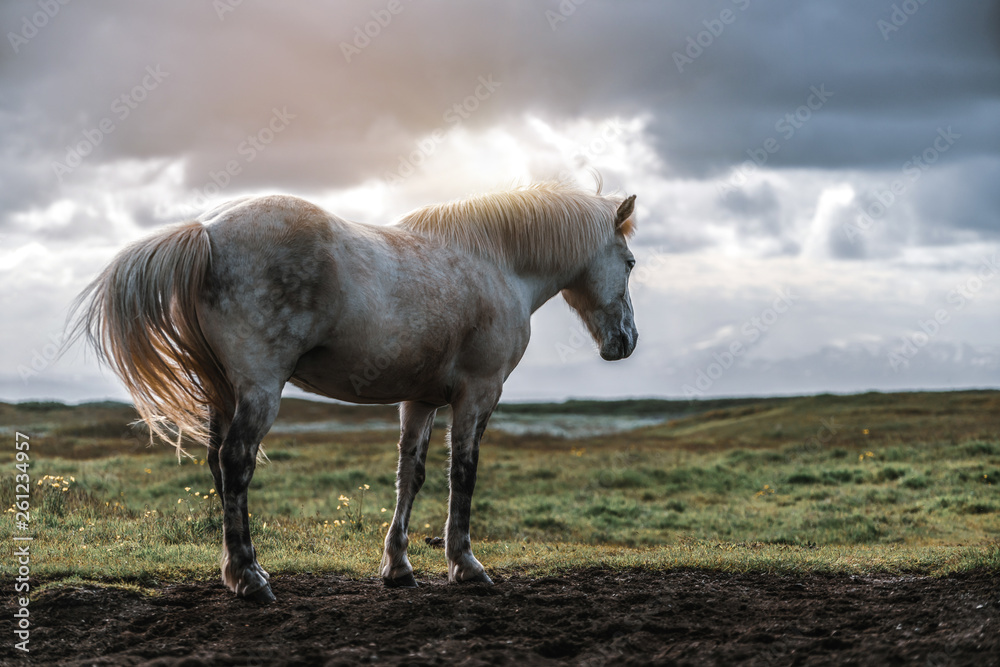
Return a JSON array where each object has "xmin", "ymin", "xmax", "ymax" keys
[
  {"xmin": 444, "ymin": 395, "xmax": 500, "ymax": 585},
  {"xmin": 219, "ymin": 393, "xmax": 278, "ymax": 602},
  {"xmin": 447, "ymin": 447, "xmax": 478, "ymax": 555}
]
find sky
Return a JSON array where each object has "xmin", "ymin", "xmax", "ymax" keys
[{"xmin": 1, "ymin": 0, "xmax": 999, "ymax": 404}]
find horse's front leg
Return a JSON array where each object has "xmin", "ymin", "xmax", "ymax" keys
[
  {"xmin": 219, "ymin": 389, "xmax": 280, "ymax": 603},
  {"xmin": 381, "ymin": 401, "xmax": 437, "ymax": 587},
  {"xmin": 444, "ymin": 391, "xmax": 499, "ymax": 584}
]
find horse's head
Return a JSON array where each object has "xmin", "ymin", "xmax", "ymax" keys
[{"xmin": 562, "ymin": 195, "xmax": 639, "ymax": 361}]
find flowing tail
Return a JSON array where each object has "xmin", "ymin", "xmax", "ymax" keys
[{"xmin": 67, "ymin": 222, "xmax": 234, "ymax": 453}]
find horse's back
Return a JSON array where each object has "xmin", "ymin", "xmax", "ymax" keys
[
  {"xmin": 195, "ymin": 194, "xmax": 529, "ymax": 404},
  {"xmin": 200, "ymin": 194, "xmax": 342, "ymax": 249}
]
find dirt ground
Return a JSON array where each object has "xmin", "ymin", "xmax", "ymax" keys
[{"xmin": 5, "ymin": 568, "xmax": 998, "ymax": 666}]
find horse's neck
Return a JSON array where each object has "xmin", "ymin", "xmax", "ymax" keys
[{"xmin": 512, "ymin": 267, "xmax": 580, "ymax": 314}]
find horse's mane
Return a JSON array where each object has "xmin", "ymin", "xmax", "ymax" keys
[{"xmin": 396, "ymin": 182, "xmax": 633, "ymax": 273}]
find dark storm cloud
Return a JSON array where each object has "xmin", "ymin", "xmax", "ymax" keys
[
  {"xmin": 660, "ymin": 1, "xmax": 1000, "ymax": 173},
  {"xmin": 1, "ymin": 0, "xmax": 998, "ymax": 243},
  {"xmin": 720, "ymin": 182, "xmax": 787, "ymax": 238},
  {"xmin": 909, "ymin": 157, "xmax": 1000, "ymax": 239}
]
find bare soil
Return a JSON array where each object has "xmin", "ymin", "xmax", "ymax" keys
[{"xmin": 5, "ymin": 569, "xmax": 998, "ymax": 666}]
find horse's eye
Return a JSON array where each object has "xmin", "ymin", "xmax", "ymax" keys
[{"xmin": 626, "ymin": 259, "xmax": 636, "ymax": 271}]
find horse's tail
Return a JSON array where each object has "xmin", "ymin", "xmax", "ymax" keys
[{"xmin": 67, "ymin": 221, "xmax": 233, "ymax": 455}]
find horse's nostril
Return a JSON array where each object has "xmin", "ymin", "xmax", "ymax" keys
[
  {"xmin": 618, "ymin": 333, "xmax": 630, "ymax": 357},
  {"xmin": 619, "ymin": 331, "xmax": 637, "ymax": 358}
]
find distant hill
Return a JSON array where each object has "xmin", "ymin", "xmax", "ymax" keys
[{"xmin": 1, "ymin": 390, "xmax": 997, "ymax": 459}]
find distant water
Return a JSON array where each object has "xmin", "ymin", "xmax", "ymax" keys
[
  {"xmin": 487, "ymin": 414, "xmax": 669, "ymax": 438},
  {"xmin": 269, "ymin": 414, "xmax": 670, "ymax": 438},
  {"xmin": 268, "ymin": 419, "xmax": 399, "ymax": 434}
]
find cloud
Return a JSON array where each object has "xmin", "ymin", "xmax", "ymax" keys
[
  {"xmin": 2, "ymin": 0, "xmax": 1000, "ymax": 402},
  {"xmin": 4, "ymin": 2, "xmax": 999, "ymax": 186}
]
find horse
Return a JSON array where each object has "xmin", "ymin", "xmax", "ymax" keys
[{"xmin": 70, "ymin": 181, "xmax": 639, "ymax": 603}]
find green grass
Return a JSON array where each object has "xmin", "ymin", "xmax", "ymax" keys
[{"xmin": 1, "ymin": 391, "xmax": 998, "ymax": 587}]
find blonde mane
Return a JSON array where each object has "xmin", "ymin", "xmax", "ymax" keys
[{"xmin": 396, "ymin": 182, "xmax": 632, "ymax": 273}]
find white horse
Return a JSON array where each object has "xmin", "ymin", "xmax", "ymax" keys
[{"xmin": 71, "ymin": 182, "xmax": 638, "ymax": 602}]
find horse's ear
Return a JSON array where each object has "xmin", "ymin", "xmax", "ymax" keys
[{"xmin": 615, "ymin": 195, "xmax": 636, "ymax": 232}]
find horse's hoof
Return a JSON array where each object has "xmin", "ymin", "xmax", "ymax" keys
[
  {"xmin": 383, "ymin": 572, "xmax": 418, "ymax": 588},
  {"xmin": 241, "ymin": 583, "xmax": 276, "ymax": 604},
  {"xmin": 463, "ymin": 571, "xmax": 494, "ymax": 585}
]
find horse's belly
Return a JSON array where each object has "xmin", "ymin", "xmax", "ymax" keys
[{"xmin": 288, "ymin": 342, "xmax": 454, "ymax": 406}]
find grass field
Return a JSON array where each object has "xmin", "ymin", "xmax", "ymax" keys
[{"xmin": 2, "ymin": 390, "xmax": 998, "ymax": 587}]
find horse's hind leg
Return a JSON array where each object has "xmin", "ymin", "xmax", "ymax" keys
[
  {"xmin": 381, "ymin": 401, "xmax": 436, "ymax": 587},
  {"xmin": 206, "ymin": 408, "xmax": 230, "ymax": 509},
  {"xmin": 218, "ymin": 386, "xmax": 281, "ymax": 603}
]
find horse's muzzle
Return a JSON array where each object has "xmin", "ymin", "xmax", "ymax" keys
[{"xmin": 600, "ymin": 330, "xmax": 637, "ymax": 361}]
